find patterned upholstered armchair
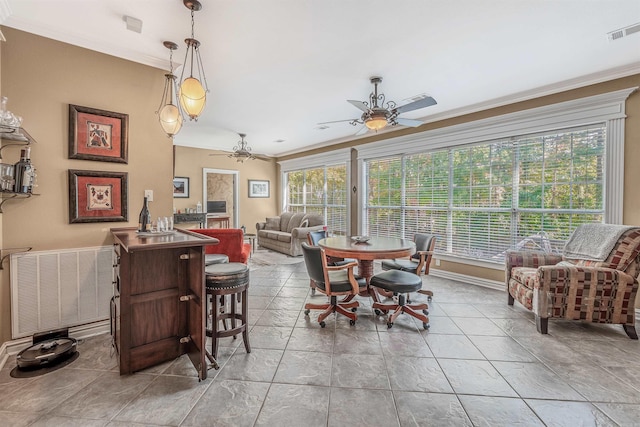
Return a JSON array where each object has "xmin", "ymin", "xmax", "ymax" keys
[{"xmin": 506, "ymin": 225, "xmax": 640, "ymax": 339}]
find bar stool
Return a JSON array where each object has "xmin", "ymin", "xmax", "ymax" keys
[
  {"xmin": 205, "ymin": 253, "xmax": 229, "ymax": 266},
  {"xmin": 370, "ymin": 270, "xmax": 429, "ymax": 330},
  {"xmin": 205, "ymin": 262, "xmax": 251, "ymax": 359}
]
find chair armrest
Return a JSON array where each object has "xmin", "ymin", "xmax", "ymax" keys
[
  {"xmin": 256, "ymin": 222, "xmax": 266, "ymax": 231},
  {"xmin": 506, "ymin": 250, "xmax": 562, "ymax": 269},
  {"xmin": 291, "ymin": 225, "xmax": 325, "ymax": 239},
  {"xmin": 327, "ymin": 261, "xmax": 360, "ymax": 294},
  {"xmin": 533, "ymin": 265, "xmax": 637, "ymax": 317},
  {"xmin": 327, "ymin": 261, "xmax": 358, "ymax": 271}
]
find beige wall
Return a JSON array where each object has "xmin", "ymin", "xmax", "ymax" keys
[
  {"xmin": 0, "ymin": 28, "xmax": 174, "ymax": 343},
  {"xmin": 174, "ymin": 146, "xmax": 278, "ymax": 234}
]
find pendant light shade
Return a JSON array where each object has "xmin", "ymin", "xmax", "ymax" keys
[
  {"xmin": 179, "ymin": 76, "xmax": 206, "ymax": 119},
  {"xmin": 157, "ymin": 41, "xmax": 183, "ymax": 137},
  {"xmin": 179, "ymin": 0, "xmax": 208, "ymax": 121},
  {"xmin": 159, "ymin": 101, "xmax": 183, "ymax": 136}
]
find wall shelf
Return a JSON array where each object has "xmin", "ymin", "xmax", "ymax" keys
[
  {"xmin": 0, "ymin": 191, "xmax": 38, "ymax": 213},
  {"xmin": 0, "ymin": 125, "xmax": 36, "ymax": 145}
]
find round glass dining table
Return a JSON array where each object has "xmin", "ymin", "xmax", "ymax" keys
[{"xmin": 318, "ymin": 236, "xmax": 416, "ymax": 301}]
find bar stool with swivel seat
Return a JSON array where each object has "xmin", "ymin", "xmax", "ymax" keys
[
  {"xmin": 370, "ymin": 269, "xmax": 430, "ymax": 330},
  {"xmin": 205, "ymin": 262, "xmax": 251, "ymax": 360}
]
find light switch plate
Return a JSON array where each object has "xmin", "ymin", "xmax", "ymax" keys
[{"xmin": 144, "ymin": 189, "xmax": 153, "ymax": 202}]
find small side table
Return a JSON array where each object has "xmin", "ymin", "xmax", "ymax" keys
[{"xmin": 244, "ymin": 233, "xmax": 256, "ymax": 255}]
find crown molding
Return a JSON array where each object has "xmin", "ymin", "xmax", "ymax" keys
[{"xmin": 2, "ymin": 14, "xmax": 172, "ymax": 70}]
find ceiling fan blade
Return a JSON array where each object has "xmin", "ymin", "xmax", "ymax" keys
[
  {"xmin": 395, "ymin": 117, "xmax": 424, "ymax": 128},
  {"xmin": 355, "ymin": 126, "xmax": 369, "ymax": 136},
  {"xmin": 394, "ymin": 96, "xmax": 437, "ymax": 114},
  {"xmin": 347, "ymin": 100, "xmax": 370, "ymax": 112},
  {"xmin": 317, "ymin": 118, "xmax": 358, "ymax": 125}
]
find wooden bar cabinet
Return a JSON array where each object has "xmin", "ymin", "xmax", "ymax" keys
[{"xmin": 110, "ymin": 227, "xmax": 218, "ymax": 380}]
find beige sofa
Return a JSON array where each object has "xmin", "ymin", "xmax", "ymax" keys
[{"xmin": 256, "ymin": 212, "xmax": 325, "ymax": 256}]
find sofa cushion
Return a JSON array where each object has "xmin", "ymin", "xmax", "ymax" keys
[
  {"xmin": 279, "ymin": 212, "xmax": 296, "ymax": 231},
  {"xmin": 266, "ymin": 231, "xmax": 281, "ymax": 240},
  {"xmin": 265, "ymin": 217, "xmax": 280, "ymax": 230},
  {"xmin": 286, "ymin": 213, "xmax": 306, "ymax": 233},
  {"xmin": 277, "ymin": 233, "xmax": 292, "ymax": 243},
  {"xmin": 302, "ymin": 213, "xmax": 324, "ymax": 227}
]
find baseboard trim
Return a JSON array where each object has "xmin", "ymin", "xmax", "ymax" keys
[
  {"xmin": 429, "ymin": 269, "xmax": 505, "ymax": 292},
  {"xmin": 0, "ymin": 320, "xmax": 110, "ymax": 370}
]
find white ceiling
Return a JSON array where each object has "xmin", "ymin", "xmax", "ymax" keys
[{"xmin": 2, "ymin": 0, "xmax": 640, "ymax": 157}]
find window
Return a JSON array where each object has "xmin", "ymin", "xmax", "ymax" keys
[
  {"xmin": 364, "ymin": 124, "xmax": 606, "ymax": 262},
  {"xmin": 284, "ymin": 164, "xmax": 348, "ymax": 234}
]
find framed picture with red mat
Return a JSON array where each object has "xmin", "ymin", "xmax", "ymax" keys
[
  {"xmin": 68, "ymin": 169, "xmax": 128, "ymax": 223},
  {"xmin": 68, "ymin": 104, "xmax": 128, "ymax": 164}
]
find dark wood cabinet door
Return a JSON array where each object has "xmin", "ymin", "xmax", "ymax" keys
[{"xmin": 184, "ymin": 247, "xmax": 207, "ymax": 380}]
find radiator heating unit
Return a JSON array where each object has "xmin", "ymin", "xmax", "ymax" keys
[{"xmin": 10, "ymin": 246, "xmax": 113, "ymax": 339}]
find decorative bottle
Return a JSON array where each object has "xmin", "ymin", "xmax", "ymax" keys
[
  {"xmin": 13, "ymin": 146, "xmax": 34, "ymax": 193},
  {"xmin": 138, "ymin": 196, "xmax": 151, "ymax": 232},
  {"xmin": 196, "ymin": 200, "xmax": 202, "ymax": 213}
]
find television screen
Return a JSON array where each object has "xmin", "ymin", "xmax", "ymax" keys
[{"xmin": 207, "ymin": 200, "xmax": 226, "ymax": 214}]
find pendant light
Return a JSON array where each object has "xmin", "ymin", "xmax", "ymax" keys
[
  {"xmin": 157, "ymin": 41, "xmax": 183, "ymax": 137},
  {"xmin": 179, "ymin": 0, "xmax": 208, "ymax": 121}
]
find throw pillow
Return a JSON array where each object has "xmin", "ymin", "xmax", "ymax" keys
[
  {"xmin": 300, "ymin": 218, "xmax": 309, "ymax": 228},
  {"xmin": 265, "ymin": 217, "xmax": 280, "ymax": 231}
]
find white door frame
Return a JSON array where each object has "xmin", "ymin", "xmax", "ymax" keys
[{"xmin": 202, "ymin": 168, "xmax": 239, "ymax": 227}]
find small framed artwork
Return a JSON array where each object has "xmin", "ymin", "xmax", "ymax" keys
[
  {"xmin": 69, "ymin": 104, "xmax": 129, "ymax": 163},
  {"xmin": 68, "ymin": 169, "xmax": 128, "ymax": 223},
  {"xmin": 248, "ymin": 179, "xmax": 270, "ymax": 198},
  {"xmin": 173, "ymin": 177, "xmax": 190, "ymax": 198}
]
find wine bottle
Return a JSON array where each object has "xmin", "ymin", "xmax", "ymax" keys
[
  {"xmin": 13, "ymin": 146, "xmax": 33, "ymax": 193},
  {"xmin": 138, "ymin": 196, "xmax": 151, "ymax": 232}
]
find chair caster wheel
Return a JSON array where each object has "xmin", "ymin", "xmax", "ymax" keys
[
  {"xmin": 349, "ymin": 319, "xmax": 356, "ymax": 326},
  {"xmin": 304, "ymin": 309, "xmax": 310, "ymax": 316},
  {"xmin": 423, "ymin": 323, "xmax": 430, "ymax": 330},
  {"xmin": 387, "ymin": 322, "xmax": 393, "ymax": 329},
  {"xmin": 374, "ymin": 309, "xmax": 383, "ymax": 316},
  {"xmin": 311, "ymin": 288, "xmax": 316, "ymax": 295},
  {"xmin": 422, "ymin": 309, "xmax": 429, "ymax": 315},
  {"xmin": 351, "ymin": 307, "xmax": 357, "ymax": 312},
  {"xmin": 427, "ymin": 296, "xmax": 432, "ymax": 302},
  {"xmin": 319, "ymin": 321, "xmax": 326, "ymax": 328}
]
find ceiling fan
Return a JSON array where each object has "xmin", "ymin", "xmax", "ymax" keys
[
  {"xmin": 209, "ymin": 133, "xmax": 271, "ymax": 162},
  {"xmin": 319, "ymin": 76, "xmax": 437, "ymax": 136}
]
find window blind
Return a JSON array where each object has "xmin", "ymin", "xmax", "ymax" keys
[{"xmin": 363, "ymin": 123, "xmax": 606, "ymax": 262}]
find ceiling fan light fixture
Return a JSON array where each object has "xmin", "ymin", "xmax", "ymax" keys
[
  {"xmin": 364, "ymin": 110, "xmax": 388, "ymax": 131},
  {"xmin": 179, "ymin": 0, "xmax": 208, "ymax": 121},
  {"xmin": 157, "ymin": 41, "xmax": 183, "ymax": 137}
]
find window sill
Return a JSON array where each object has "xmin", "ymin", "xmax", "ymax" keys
[{"xmin": 433, "ymin": 253, "xmax": 504, "ymax": 271}]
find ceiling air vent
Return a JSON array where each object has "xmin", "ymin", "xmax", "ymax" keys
[{"xmin": 608, "ymin": 22, "xmax": 640, "ymax": 41}]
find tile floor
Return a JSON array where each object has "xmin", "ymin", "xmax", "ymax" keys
[{"xmin": 2, "ymin": 249, "xmax": 640, "ymax": 426}]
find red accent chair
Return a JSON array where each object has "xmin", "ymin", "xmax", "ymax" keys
[{"xmin": 189, "ymin": 228, "xmax": 251, "ymax": 264}]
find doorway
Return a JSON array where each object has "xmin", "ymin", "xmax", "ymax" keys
[{"xmin": 202, "ymin": 168, "xmax": 239, "ymax": 228}]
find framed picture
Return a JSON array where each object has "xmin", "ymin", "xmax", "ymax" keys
[
  {"xmin": 68, "ymin": 169, "xmax": 128, "ymax": 223},
  {"xmin": 173, "ymin": 177, "xmax": 190, "ymax": 198},
  {"xmin": 248, "ymin": 179, "xmax": 270, "ymax": 198},
  {"xmin": 69, "ymin": 104, "xmax": 129, "ymax": 163}
]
